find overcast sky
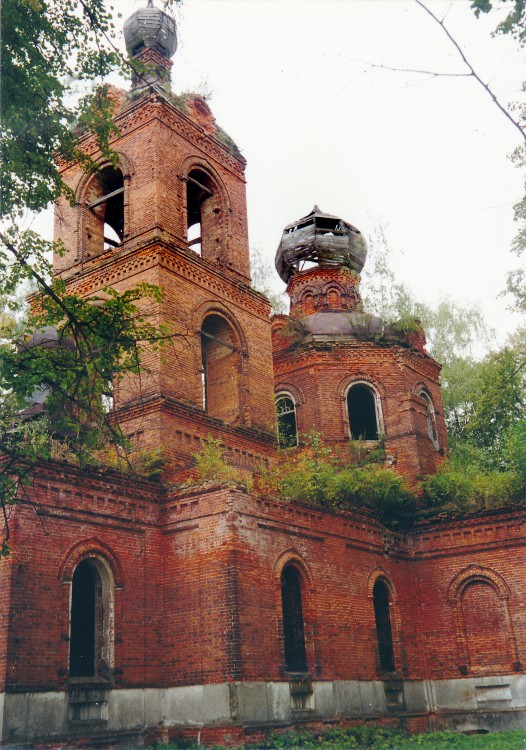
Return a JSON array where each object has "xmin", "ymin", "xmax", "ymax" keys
[{"xmin": 36, "ymin": 0, "xmax": 526, "ymax": 348}]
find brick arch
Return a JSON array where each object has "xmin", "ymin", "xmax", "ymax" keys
[
  {"xmin": 180, "ymin": 155, "xmax": 231, "ymax": 205},
  {"xmin": 337, "ymin": 373, "xmax": 387, "ymax": 402},
  {"xmin": 448, "ymin": 565, "xmax": 518, "ymax": 675},
  {"xmin": 321, "ymin": 281, "xmax": 346, "ymax": 310},
  {"xmin": 193, "ymin": 301, "xmax": 248, "ymax": 354},
  {"xmin": 76, "ymin": 151, "xmax": 135, "ymax": 199},
  {"xmin": 273, "ymin": 549, "xmax": 319, "ymax": 675},
  {"xmin": 448, "ymin": 564, "xmax": 511, "ymax": 604},
  {"xmin": 273, "ymin": 548, "xmax": 314, "ymax": 587},
  {"xmin": 340, "ymin": 376, "xmax": 386, "ymax": 439},
  {"xmin": 194, "ymin": 303, "xmax": 249, "ymax": 423},
  {"xmin": 274, "ymin": 382, "xmax": 304, "ymax": 407},
  {"xmin": 366, "ymin": 567, "xmax": 398, "ymax": 602},
  {"xmin": 296, "ymin": 286, "xmax": 319, "ymax": 313},
  {"xmin": 58, "ymin": 537, "xmax": 124, "ymax": 588},
  {"xmin": 77, "ymin": 156, "xmax": 133, "ymax": 261},
  {"xmin": 366, "ymin": 568, "xmax": 405, "ymax": 675},
  {"xmin": 180, "ymin": 156, "xmax": 232, "ymax": 265}
]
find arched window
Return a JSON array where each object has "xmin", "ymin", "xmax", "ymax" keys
[
  {"xmin": 420, "ymin": 390, "xmax": 438, "ymax": 446},
  {"xmin": 276, "ymin": 394, "xmax": 298, "ymax": 448},
  {"xmin": 347, "ymin": 383, "xmax": 379, "ymax": 440},
  {"xmin": 281, "ymin": 565, "xmax": 307, "ymax": 672},
  {"xmin": 201, "ymin": 314, "xmax": 240, "ymax": 422},
  {"xmin": 69, "ymin": 558, "xmax": 113, "ymax": 680},
  {"xmin": 85, "ymin": 166, "xmax": 124, "ymax": 258},
  {"xmin": 373, "ymin": 579, "xmax": 395, "ymax": 672},
  {"xmin": 187, "ymin": 168, "xmax": 222, "ymax": 259}
]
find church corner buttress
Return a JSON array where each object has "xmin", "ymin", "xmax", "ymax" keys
[{"xmin": 1, "ymin": 2, "xmax": 525, "ymax": 745}]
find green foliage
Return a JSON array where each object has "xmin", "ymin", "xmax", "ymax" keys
[
  {"xmin": 266, "ymin": 431, "xmax": 416, "ymax": 529},
  {"xmin": 421, "ymin": 456, "xmax": 523, "ymax": 517},
  {"xmin": 1, "ymin": 0, "xmax": 124, "ymax": 218},
  {"xmin": 190, "ymin": 437, "xmax": 244, "ymax": 485},
  {"xmin": 0, "ymin": 2, "xmax": 184, "ymax": 552},
  {"xmin": 362, "ymin": 224, "xmax": 491, "ymax": 365},
  {"xmin": 154, "ymin": 727, "xmax": 526, "ymax": 750},
  {"xmin": 471, "ymin": 0, "xmax": 526, "ymax": 46}
]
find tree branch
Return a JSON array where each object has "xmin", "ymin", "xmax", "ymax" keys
[{"xmin": 415, "ymin": 0, "xmax": 526, "ymax": 141}]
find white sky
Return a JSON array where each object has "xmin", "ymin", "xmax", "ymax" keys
[{"xmin": 35, "ymin": 0, "xmax": 526, "ymax": 347}]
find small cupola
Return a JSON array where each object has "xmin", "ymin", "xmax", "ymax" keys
[
  {"xmin": 275, "ymin": 206, "xmax": 367, "ymax": 283},
  {"xmin": 123, "ymin": 0, "xmax": 177, "ymax": 92}
]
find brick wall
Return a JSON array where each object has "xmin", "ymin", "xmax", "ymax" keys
[{"xmin": 4, "ymin": 475, "xmax": 523, "ymax": 695}]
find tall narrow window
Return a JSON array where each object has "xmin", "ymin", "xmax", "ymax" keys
[
  {"xmin": 281, "ymin": 566, "xmax": 307, "ymax": 672},
  {"xmin": 347, "ymin": 383, "xmax": 379, "ymax": 440},
  {"xmin": 85, "ymin": 166, "xmax": 124, "ymax": 257},
  {"xmin": 276, "ymin": 394, "xmax": 298, "ymax": 448},
  {"xmin": 420, "ymin": 390, "xmax": 438, "ymax": 446},
  {"xmin": 373, "ymin": 579, "xmax": 395, "ymax": 672},
  {"xmin": 70, "ymin": 560, "xmax": 100, "ymax": 677},
  {"xmin": 187, "ymin": 169, "xmax": 215, "ymax": 257},
  {"xmin": 201, "ymin": 314, "xmax": 239, "ymax": 423}
]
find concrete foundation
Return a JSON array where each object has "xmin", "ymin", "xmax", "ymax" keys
[{"xmin": 2, "ymin": 674, "xmax": 526, "ymax": 745}]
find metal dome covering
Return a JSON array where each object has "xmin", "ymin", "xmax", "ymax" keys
[
  {"xmin": 123, "ymin": 0, "xmax": 177, "ymax": 59},
  {"xmin": 275, "ymin": 206, "xmax": 367, "ymax": 283}
]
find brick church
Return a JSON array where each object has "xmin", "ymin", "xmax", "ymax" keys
[{"xmin": 1, "ymin": 3, "xmax": 525, "ymax": 745}]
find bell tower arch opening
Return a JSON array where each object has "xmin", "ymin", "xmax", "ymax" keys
[
  {"xmin": 84, "ymin": 165, "xmax": 124, "ymax": 259},
  {"xmin": 200, "ymin": 313, "xmax": 241, "ymax": 423},
  {"xmin": 186, "ymin": 168, "xmax": 223, "ymax": 261}
]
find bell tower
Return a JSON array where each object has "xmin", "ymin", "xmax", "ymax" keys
[{"xmin": 53, "ymin": 1, "xmax": 276, "ymax": 476}]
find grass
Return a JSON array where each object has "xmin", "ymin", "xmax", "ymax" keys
[{"xmin": 150, "ymin": 726, "xmax": 526, "ymax": 750}]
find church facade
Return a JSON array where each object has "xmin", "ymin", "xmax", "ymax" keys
[{"xmin": 1, "ymin": 3, "xmax": 525, "ymax": 745}]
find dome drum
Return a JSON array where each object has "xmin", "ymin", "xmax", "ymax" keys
[{"xmin": 275, "ymin": 206, "xmax": 367, "ymax": 283}]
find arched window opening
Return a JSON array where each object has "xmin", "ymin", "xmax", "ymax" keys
[
  {"xmin": 86, "ymin": 166, "xmax": 124, "ymax": 256},
  {"xmin": 373, "ymin": 579, "xmax": 395, "ymax": 672},
  {"xmin": 201, "ymin": 314, "xmax": 239, "ymax": 422},
  {"xmin": 420, "ymin": 390, "xmax": 438, "ymax": 446},
  {"xmin": 276, "ymin": 395, "xmax": 298, "ymax": 449},
  {"xmin": 187, "ymin": 169, "xmax": 216, "ymax": 257},
  {"xmin": 69, "ymin": 558, "xmax": 114, "ymax": 680},
  {"xmin": 281, "ymin": 565, "xmax": 307, "ymax": 672},
  {"xmin": 70, "ymin": 560, "xmax": 100, "ymax": 677},
  {"xmin": 347, "ymin": 383, "xmax": 379, "ymax": 440}
]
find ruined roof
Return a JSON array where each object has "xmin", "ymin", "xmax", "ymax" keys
[{"xmin": 275, "ymin": 206, "xmax": 367, "ymax": 283}]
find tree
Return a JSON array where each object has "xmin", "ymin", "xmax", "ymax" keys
[{"xmin": 250, "ymin": 248, "xmax": 288, "ymax": 315}]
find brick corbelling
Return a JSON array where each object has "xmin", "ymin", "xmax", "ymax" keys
[
  {"xmin": 62, "ymin": 92, "xmax": 246, "ymax": 179},
  {"xmin": 410, "ymin": 505, "xmax": 526, "ymax": 558},
  {"xmin": 115, "ymin": 393, "xmax": 275, "ymax": 444},
  {"xmin": 61, "ymin": 239, "xmax": 269, "ymax": 318}
]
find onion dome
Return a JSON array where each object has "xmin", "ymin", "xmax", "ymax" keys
[
  {"xmin": 123, "ymin": 0, "xmax": 177, "ymax": 60},
  {"xmin": 275, "ymin": 206, "xmax": 367, "ymax": 284}
]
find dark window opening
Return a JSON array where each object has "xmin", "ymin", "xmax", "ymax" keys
[
  {"xmin": 373, "ymin": 580, "xmax": 395, "ymax": 672},
  {"xmin": 70, "ymin": 560, "xmax": 101, "ymax": 677},
  {"xmin": 347, "ymin": 384, "xmax": 378, "ymax": 440},
  {"xmin": 187, "ymin": 169, "xmax": 214, "ymax": 256},
  {"xmin": 201, "ymin": 314, "xmax": 239, "ymax": 422},
  {"xmin": 86, "ymin": 166, "xmax": 124, "ymax": 255},
  {"xmin": 276, "ymin": 395, "xmax": 298, "ymax": 449},
  {"xmin": 281, "ymin": 565, "xmax": 307, "ymax": 672}
]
